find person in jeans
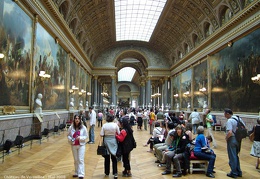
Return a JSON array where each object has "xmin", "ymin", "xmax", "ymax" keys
[
  {"xmin": 100, "ymin": 114, "xmax": 120, "ymax": 178},
  {"xmin": 88, "ymin": 106, "xmax": 96, "ymax": 144},
  {"xmin": 67, "ymin": 115, "xmax": 88, "ymax": 179},
  {"xmin": 97, "ymin": 110, "xmax": 103, "ymax": 127},
  {"xmin": 194, "ymin": 126, "xmax": 216, "ymax": 178},
  {"xmin": 205, "ymin": 109, "xmax": 217, "ymax": 148},
  {"xmin": 143, "ymin": 109, "xmax": 148, "ymax": 131},
  {"xmin": 188, "ymin": 109, "xmax": 201, "ymax": 134},
  {"xmin": 224, "ymin": 108, "xmax": 243, "ymax": 178}
]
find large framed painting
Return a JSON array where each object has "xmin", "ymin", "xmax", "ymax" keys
[
  {"xmin": 35, "ymin": 24, "xmax": 67, "ymax": 109},
  {"xmin": 193, "ymin": 60, "xmax": 208, "ymax": 109},
  {"xmin": 0, "ymin": 0, "xmax": 32, "ymax": 106},
  {"xmin": 172, "ymin": 75, "xmax": 181, "ymax": 110},
  {"xmin": 181, "ymin": 69, "xmax": 192, "ymax": 109},
  {"xmin": 210, "ymin": 28, "xmax": 260, "ymax": 112}
]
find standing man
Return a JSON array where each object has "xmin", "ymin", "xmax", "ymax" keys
[
  {"xmin": 205, "ymin": 109, "xmax": 217, "ymax": 148},
  {"xmin": 224, "ymin": 108, "xmax": 243, "ymax": 178},
  {"xmin": 88, "ymin": 106, "xmax": 96, "ymax": 144},
  {"xmin": 188, "ymin": 109, "xmax": 201, "ymax": 135}
]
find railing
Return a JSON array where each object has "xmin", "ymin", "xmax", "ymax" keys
[{"xmin": 0, "ymin": 118, "xmax": 68, "ymax": 163}]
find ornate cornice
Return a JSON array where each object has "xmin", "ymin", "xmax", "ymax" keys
[
  {"xmin": 171, "ymin": 1, "xmax": 260, "ymax": 75},
  {"xmin": 21, "ymin": 0, "xmax": 93, "ymax": 73}
]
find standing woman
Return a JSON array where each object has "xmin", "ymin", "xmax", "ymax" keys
[
  {"xmin": 67, "ymin": 115, "xmax": 88, "ymax": 179},
  {"xmin": 100, "ymin": 113, "xmax": 120, "ymax": 178},
  {"xmin": 97, "ymin": 110, "xmax": 104, "ymax": 127},
  {"xmin": 116, "ymin": 117, "xmax": 136, "ymax": 177},
  {"xmin": 136, "ymin": 109, "xmax": 143, "ymax": 130},
  {"xmin": 250, "ymin": 118, "xmax": 260, "ymax": 170}
]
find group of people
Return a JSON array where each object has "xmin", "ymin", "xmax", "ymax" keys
[
  {"xmin": 67, "ymin": 107, "xmax": 136, "ymax": 179},
  {"xmin": 146, "ymin": 118, "xmax": 215, "ymax": 178},
  {"xmin": 66, "ymin": 106, "xmax": 260, "ymax": 179}
]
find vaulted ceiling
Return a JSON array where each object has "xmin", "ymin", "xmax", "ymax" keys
[{"xmin": 51, "ymin": 0, "xmax": 253, "ymax": 67}]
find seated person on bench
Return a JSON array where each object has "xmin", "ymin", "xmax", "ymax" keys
[{"xmin": 194, "ymin": 126, "xmax": 216, "ymax": 178}]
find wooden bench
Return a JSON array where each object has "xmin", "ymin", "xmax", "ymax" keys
[
  {"xmin": 214, "ymin": 124, "xmax": 222, "ymax": 131},
  {"xmin": 189, "ymin": 151, "xmax": 208, "ymax": 174},
  {"xmin": 189, "ymin": 159, "xmax": 208, "ymax": 174}
]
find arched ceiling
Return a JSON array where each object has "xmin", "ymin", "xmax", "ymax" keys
[{"xmin": 51, "ymin": 0, "xmax": 250, "ymax": 65}]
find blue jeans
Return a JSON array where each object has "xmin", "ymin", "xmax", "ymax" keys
[
  {"xmin": 89, "ymin": 125, "xmax": 95, "ymax": 142},
  {"xmin": 227, "ymin": 136, "xmax": 242, "ymax": 176},
  {"xmin": 194, "ymin": 151, "xmax": 216, "ymax": 173},
  {"xmin": 193, "ymin": 124, "xmax": 199, "ymax": 134}
]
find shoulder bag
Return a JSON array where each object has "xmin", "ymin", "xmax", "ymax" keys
[
  {"xmin": 249, "ymin": 126, "xmax": 255, "ymax": 142},
  {"xmin": 97, "ymin": 137, "xmax": 108, "ymax": 155}
]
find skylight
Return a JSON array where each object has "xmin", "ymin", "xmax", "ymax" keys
[
  {"xmin": 115, "ymin": 0, "xmax": 167, "ymax": 42},
  {"xmin": 118, "ymin": 67, "xmax": 136, "ymax": 82}
]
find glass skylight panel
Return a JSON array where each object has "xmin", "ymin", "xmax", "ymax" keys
[
  {"xmin": 115, "ymin": 0, "xmax": 167, "ymax": 42},
  {"xmin": 118, "ymin": 67, "xmax": 136, "ymax": 82}
]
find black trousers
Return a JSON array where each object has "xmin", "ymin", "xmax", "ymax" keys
[
  {"xmin": 104, "ymin": 154, "xmax": 117, "ymax": 175},
  {"xmin": 122, "ymin": 152, "xmax": 131, "ymax": 171}
]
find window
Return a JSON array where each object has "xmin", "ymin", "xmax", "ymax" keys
[{"xmin": 115, "ymin": 0, "xmax": 167, "ymax": 42}]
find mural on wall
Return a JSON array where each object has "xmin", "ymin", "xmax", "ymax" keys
[
  {"xmin": 193, "ymin": 61, "xmax": 208, "ymax": 109},
  {"xmin": 35, "ymin": 24, "xmax": 67, "ymax": 109},
  {"xmin": 78, "ymin": 66, "xmax": 86, "ymax": 108},
  {"xmin": 172, "ymin": 75, "xmax": 181, "ymax": 110},
  {"xmin": 210, "ymin": 28, "xmax": 260, "ymax": 112},
  {"xmin": 181, "ymin": 69, "xmax": 192, "ymax": 110},
  {"xmin": 0, "ymin": 0, "xmax": 32, "ymax": 106},
  {"xmin": 69, "ymin": 59, "xmax": 78, "ymax": 108}
]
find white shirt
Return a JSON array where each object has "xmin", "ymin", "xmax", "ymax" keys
[
  {"xmin": 100, "ymin": 122, "xmax": 120, "ymax": 136},
  {"xmin": 89, "ymin": 110, "xmax": 97, "ymax": 126}
]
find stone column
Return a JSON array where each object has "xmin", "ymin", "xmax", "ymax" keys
[
  {"xmin": 146, "ymin": 76, "xmax": 151, "ymax": 108},
  {"xmin": 140, "ymin": 80, "xmax": 145, "ymax": 108},
  {"xmin": 100, "ymin": 84, "xmax": 103, "ymax": 109},
  {"xmin": 164, "ymin": 77, "xmax": 168, "ymax": 109},
  {"xmin": 111, "ymin": 75, "xmax": 116, "ymax": 106},
  {"xmin": 93, "ymin": 76, "xmax": 98, "ymax": 106}
]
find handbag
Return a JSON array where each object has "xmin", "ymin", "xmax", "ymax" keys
[
  {"xmin": 249, "ymin": 126, "xmax": 255, "ymax": 142},
  {"xmin": 97, "ymin": 137, "xmax": 108, "ymax": 156}
]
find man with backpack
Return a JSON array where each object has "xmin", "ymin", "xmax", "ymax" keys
[{"xmin": 224, "ymin": 108, "xmax": 245, "ymax": 178}]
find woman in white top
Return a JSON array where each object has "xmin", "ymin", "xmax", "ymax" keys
[
  {"xmin": 100, "ymin": 114, "xmax": 120, "ymax": 178},
  {"xmin": 67, "ymin": 115, "xmax": 88, "ymax": 179}
]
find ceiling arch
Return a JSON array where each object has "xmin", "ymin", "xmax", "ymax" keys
[{"xmin": 50, "ymin": 0, "xmax": 255, "ymax": 67}]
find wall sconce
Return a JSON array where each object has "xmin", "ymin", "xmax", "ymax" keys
[
  {"xmin": 251, "ymin": 74, "xmax": 260, "ymax": 85},
  {"xmin": 101, "ymin": 92, "xmax": 108, "ymax": 97},
  {"xmin": 69, "ymin": 89, "xmax": 74, "ymax": 94},
  {"xmin": 183, "ymin": 91, "xmax": 190, "ymax": 96},
  {"xmin": 227, "ymin": 41, "xmax": 233, "ymax": 47},
  {"xmin": 0, "ymin": 53, "xmax": 4, "ymax": 58},
  {"xmin": 79, "ymin": 89, "xmax": 86, "ymax": 96},
  {"xmin": 87, "ymin": 92, "xmax": 92, "ymax": 96},
  {"xmin": 173, "ymin": 94, "xmax": 179, "ymax": 98},
  {"xmin": 39, "ymin": 71, "xmax": 51, "ymax": 80},
  {"xmin": 72, "ymin": 85, "xmax": 79, "ymax": 90},
  {"xmin": 199, "ymin": 87, "xmax": 207, "ymax": 96}
]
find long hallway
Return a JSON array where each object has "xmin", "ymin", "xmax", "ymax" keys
[{"xmin": 0, "ymin": 124, "xmax": 259, "ymax": 179}]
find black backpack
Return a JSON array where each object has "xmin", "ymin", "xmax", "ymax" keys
[
  {"xmin": 232, "ymin": 116, "xmax": 247, "ymax": 141},
  {"xmin": 4, "ymin": 139, "xmax": 13, "ymax": 153}
]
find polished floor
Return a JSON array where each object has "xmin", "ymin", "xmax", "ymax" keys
[{"xmin": 0, "ymin": 123, "xmax": 259, "ymax": 179}]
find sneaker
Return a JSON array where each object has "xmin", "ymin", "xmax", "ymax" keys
[
  {"xmin": 114, "ymin": 173, "xmax": 118, "ymax": 178},
  {"xmin": 88, "ymin": 141, "xmax": 94, "ymax": 144}
]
